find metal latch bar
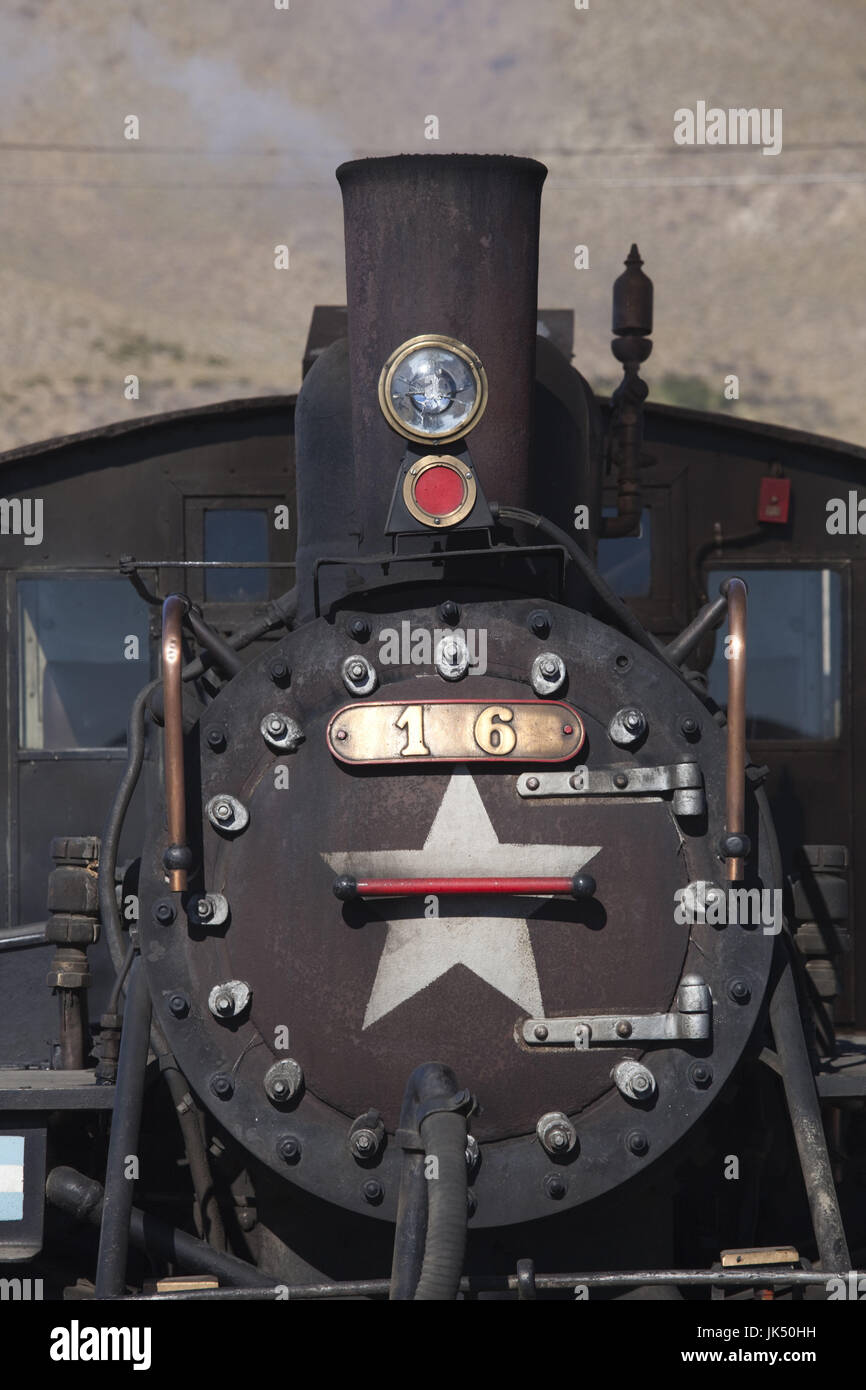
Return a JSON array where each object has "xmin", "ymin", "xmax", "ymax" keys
[
  {"xmin": 517, "ymin": 761, "xmax": 705, "ymax": 816},
  {"xmin": 524, "ymin": 975, "xmax": 711, "ymax": 1048}
]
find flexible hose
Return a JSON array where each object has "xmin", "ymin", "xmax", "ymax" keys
[
  {"xmin": 413, "ymin": 1111, "xmax": 469, "ymax": 1301},
  {"xmin": 106, "ymin": 942, "xmax": 135, "ymax": 1015},
  {"xmin": 94, "ymin": 957, "xmax": 152, "ymax": 1298},
  {"xmin": 98, "ymin": 679, "xmax": 160, "ymax": 975},
  {"xmin": 497, "ymin": 505, "xmax": 699, "ymax": 694}
]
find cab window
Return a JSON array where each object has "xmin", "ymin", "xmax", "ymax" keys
[
  {"xmin": 705, "ymin": 567, "xmax": 841, "ymax": 740},
  {"xmin": 18, "ymin": 578, "xmax": 151, "ymax": 749}
]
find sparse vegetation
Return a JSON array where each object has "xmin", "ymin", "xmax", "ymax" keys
[{"xmin": 90, "ymin": 333, "xmax": 187, "ymax": 364}]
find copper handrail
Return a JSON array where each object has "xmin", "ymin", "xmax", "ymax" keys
[{"xmin": 724, "ymin": 578, "xmax": 748, "ymax": 882}]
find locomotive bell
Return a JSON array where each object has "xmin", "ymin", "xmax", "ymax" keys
[{"xmin": 612, "ymin": 244, "xmax": 653, "ymax": 338}]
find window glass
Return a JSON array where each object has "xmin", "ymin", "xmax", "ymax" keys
[
  {"xmin": 204, "ymin": 509, "xmax": 268, "ymax": 601},
  {"xmin": 18, "ymin": 579, "xmax": 151, "ymax": 749},
  {"xmin": 706, "ymin": 568, "xmax": 841, "ymax": 740},
  {"xmin": 596, "ymin": 508, "xmax": 651, "ymax": 598}
]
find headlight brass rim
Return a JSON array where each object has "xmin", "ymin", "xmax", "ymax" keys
[{"xmin": 378, "ymin": 334, "xmax": 488, "ymax": 443}]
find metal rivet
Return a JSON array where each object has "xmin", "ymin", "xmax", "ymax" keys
[
  {"xmin": 206, "ymin": 728, "xmax": 226, "ymax": 752},
  {"xmin": 615, "ymin": 1020, "xmax": 632, "ymax": 1038},
  {"xmin": 528, "ymin": 609, "xmax": 551, "ymax": 638},
  {"xmin": 627, "ymin": 1130, "xmax": 649, "ymax": 1156},
  {"xmin": 534, "ymin": 1024, "xmax": 548, "ymax": 1041},
  {"xmin": 277, "ymin": 1136, "xmax": 301, "ymax": 1164},
  {"xmin": 439, "ymin": 600, "xmax": 460, "ymax": 624},
  {"xmin": 153, "ymin": 899, "xmax": 175, "ymax": 926},
  {"xmin": 210, "ymin": 1073, "xmax": 233, "ymax": 1100},
  {"xmin": 362, "ymin": 1178, "xmax": 384, "ymax": 1205},
  {"xmin": 168, "ymin": 993, "xmax": 189, "ymax": 1018},
  {"xmin": 268, "ymin": 658, "xmax": 290, "ymax": 685},
  {"xmin": 349, "ymin": 618, "xmax": 371, "ymax": 642},
  {"xmin": 613, "ymin": 773, "xmax": 629, "ymax": 789},
  {"xmin": 526, "ymin": 776, "xmax": 540, "ymax": 791},
  {"xmin": 729, "ymin": 979, "xmax": 751, "ymax": 1004},
  {"xmin": 544, "ymin": 1174, "xmax": 568, "ymax": 1200},
  {"xmin": 688, "ymin": 1062, "xmax": 713, "ymax": 1088}
]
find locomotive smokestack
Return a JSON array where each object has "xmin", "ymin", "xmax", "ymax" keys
[
  {"xmin": 294, "ymin": 155, "xmax": 547, "ymax": 617},
  {"xmin": 338, "ymin": 154, "xmax": 546, "ymax": 510}
]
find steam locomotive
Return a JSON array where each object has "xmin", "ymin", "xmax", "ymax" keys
[{"xmin": 1, "ymin": 154, "xmax": 863, "ymax": 1302}]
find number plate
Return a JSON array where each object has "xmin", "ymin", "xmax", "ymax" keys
[{"xmin": 327, "ymin": 700, "xmax": 585, "ymax": 765}]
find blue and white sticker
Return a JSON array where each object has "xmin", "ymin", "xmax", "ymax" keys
[{"xmin": 0, "ymin": 1137, "xmax": 24, "ymax": 1221}]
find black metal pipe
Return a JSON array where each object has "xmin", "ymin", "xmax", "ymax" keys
[
  {"xmin": 58, "ymin": 974, "xmax": 89, "ymax": 1070},
  {"xmin": 48, "ymin": 1167, "xmax": 272, "ymax": 1289},
  {"xmin": 154, "ymin": 1030, "xmax": 227, "ymax": 1251},
  {"xmin": 98, "ymin": 680, "xmax": 159, "ymax": 975},
  {"xmin": 185, "ymin": 607, "xmax": 243, "ymax": 678},
  {"xmin": 769, "ymin": 942, "xmax": 850, "ymax": 1272},
  {"xmin": 114, "ymin": 1264, "xmax": 858, "ymax": 1301},
  {"xmin": 94, "ymin": 958, "xmax": 153, "ymax": 1298},
  {"xmin": 666, "ymin": 589, "xmax": 729, "ymax": 665},
  {"xmin": 497, "ymin": 505, "xmax": 702, "ymax": 701},
  {"xmin": 181, "ymin": 588, "xmax": 297, "ymax": 683},
  {"xmin": 0, "ymin": 922, "xmax": 47, "ymax": 951}
]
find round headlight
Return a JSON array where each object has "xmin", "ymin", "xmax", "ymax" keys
[{"xmin": 378, "ymin": 335, "xmax": 487, "ymax": 442}]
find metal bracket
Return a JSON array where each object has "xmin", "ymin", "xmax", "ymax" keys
[
  {"xmin": 524, "ymin": 975, "xmax": 711, "ymax": 1048},
  {"xmin": 186, "ymin": 893, "xmax": 229, "ymax": 928},
  {"xmin": 517, "ymin": 761, "xmax": 705, "ymax": 816},
  {"xmin": 395, "ymin": 1087, "xmax": 476, "ymax": 1152}
]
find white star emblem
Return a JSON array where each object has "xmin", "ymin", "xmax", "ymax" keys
[{"xmin": 322, "ymin": 772, "xmax": 600, "ymax": 1029}]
